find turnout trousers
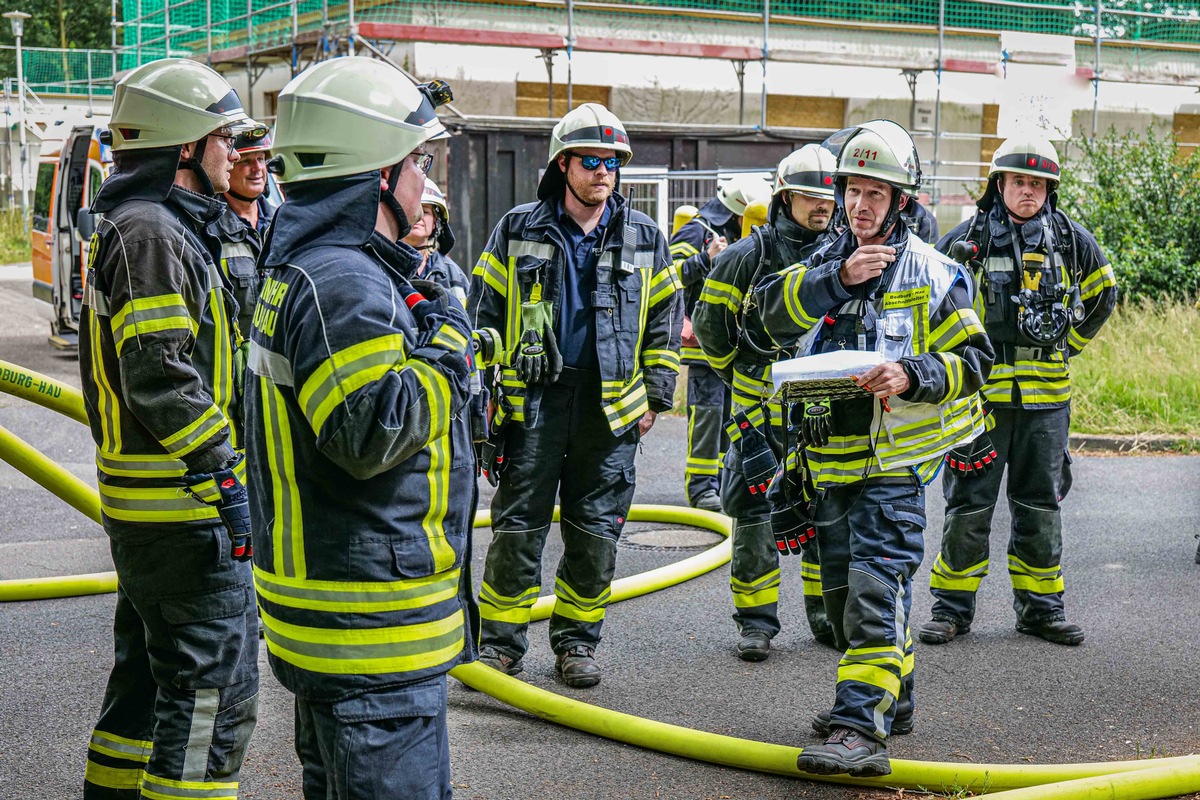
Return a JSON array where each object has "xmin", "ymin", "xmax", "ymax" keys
[
  {"xmin": 84, "ymin": 523, "xmax": 259, "ymax": 799},
  {"xmin": 930, "ymin": 406, "xmax": 1073, "ymax": 627},
  {"xmin": 479, "ymin": 372, "xmax": 639, "ymax": 660},
  {"xmin": 294, "ymin": 676, "xmax": 450, "ymax": 800},
  {"xmin": 684, "ymin": 363, "xmax": 730, "ymax": 505},
  {"xmin": 721, "ymin": 430, "xmax": 830, "ymax": 643},
  {"xmin": 815, "ymin": 482, "xmax": 923, "ymax": 742}
]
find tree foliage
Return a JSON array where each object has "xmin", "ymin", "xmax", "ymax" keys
[
  {"xmin": 0, "ymin": 0, "xmax": 114, "ymax": 79},
  {"xmin": 1058, "ymin": 126, "xmax": 1200, "ymax": 303}
]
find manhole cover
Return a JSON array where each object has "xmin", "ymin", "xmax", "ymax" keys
[{"xmin": 620, "ymin": 527, "xmax": 724, "ymax": 551}]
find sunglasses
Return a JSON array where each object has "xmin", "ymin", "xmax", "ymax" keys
[
  {"xmin": 410, "ymin": 153, "xmax": 434, "ymax": 175},
  {"xmin": 574, "ymin": 155, "xmax": 622, "ymax": 171}
]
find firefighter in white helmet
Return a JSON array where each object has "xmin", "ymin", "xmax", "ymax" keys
[
  {"xmin": 919, "ymin": 136, "xmax": 1116, "ymax": 648},
  {"xmin": 692, "ymin": 144, "xmax": 839, "ymax": 662},
  {"xmin": 750, "ymin": 120, "xmax": 994, "ymax": 777},
  {"xmin": 403, "ymin": 176, "xmax": 470, "ymax": 308},
  {"xmin": 469, "ymin": 102, "xmax": 682, "ymax": 688},
  {"xmin": 245, "ymin": 58, "xmax": 475, "ymax": 798},
  {"xmin": 80, "ymin": 57, "xmax": 260, "ymax": 799},
  {"xmin": 671, "ymin": 173, "xmax": 772, "ymax": 513}
]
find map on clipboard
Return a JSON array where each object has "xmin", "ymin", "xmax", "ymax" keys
[{"xmin": 771, "ymin": 350, "xmax": 884, "ymax": 403}]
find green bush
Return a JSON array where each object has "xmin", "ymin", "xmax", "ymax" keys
[
  {"xmin": 0, "ymin": 207, "xmax": 31, "ymax": 264},
  {"xmin": 1058, "ymin": 127, "xmax": 1200, "ymax": 303}
]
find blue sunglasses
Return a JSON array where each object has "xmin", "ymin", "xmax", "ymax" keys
[{"xmin": 575, "ymin": 154, "xmax": 622, "ymax": 171}]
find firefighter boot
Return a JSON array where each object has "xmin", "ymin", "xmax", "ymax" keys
[
  {"xmin": 918, "ymin": 617, "xmax": 971, "ymax": 645},
  {"xmin": 796, "ymin": 727, "xmax": 891, "ymax": 778},
  {"xmin": 477, "ymin": 645, "xmax": 524, "ymax": 676},
  {"xmin": 556, "ymin": 644, "xmax": 601, "ymax": 688},
  {"xmin": 1016, "ymin": 618, "xmax": 1085, "ymax": 646},
  {"xmin": 737, "ymin": 630, "xmax": 771, "ymax": 662}
]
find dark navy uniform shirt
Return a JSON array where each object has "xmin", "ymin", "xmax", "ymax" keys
[{"xmin": 555, "ymin": 198, "xmax": 612, "ymax": 370}]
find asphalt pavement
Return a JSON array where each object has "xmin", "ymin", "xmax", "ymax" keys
[{"xmin": 2, "ymin": 263, "xmax": 1199, "ymax": 799}]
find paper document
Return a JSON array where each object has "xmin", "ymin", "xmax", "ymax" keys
[{"xmin": 771, "ymin": 350, "xmax": 884, "ymax": 402}]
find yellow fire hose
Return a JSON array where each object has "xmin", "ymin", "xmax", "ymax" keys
[{"xmin": 3, "ymin": 360, "xmax": 1199, "ymax": 797}]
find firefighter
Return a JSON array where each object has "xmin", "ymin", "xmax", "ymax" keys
[
  {"xmin": 919, "ymin": 137, "xmax": 1117, "ymax": 647},
  {"xmin": 403, "ymin": 177, "xmax": 470, "ymax": 308},
  {"xmin": 749, "ymin": 120, "xmax": 994, "ymax": 776},
  {"xmin": 673, "ymin": 174, "xmax": 772, "ymax": 512},
  {"xmin": 80, "ymin": 58, "xmax": 259, "ymax": 799},
  {"xmin": 213, "ymin": 124, "xmax": 275, "ymax": 339},
  {"xmin": 469, "ymin": 103, "xmax": 682, "ymax": 688},
  {"xmin": 243, "ymin": 58, "xmax": 475, "ymax": 798},
  {"xmin": 692, "ymin": 144, "xmax": 838, "ymax": 661}
]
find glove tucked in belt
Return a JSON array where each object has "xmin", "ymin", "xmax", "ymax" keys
[
  {"xmin": 514, "ymin": 298, "xmax": 562, "ymax": 385},
  {"xmin": 765, "ymin": 448, "xmax": 816, "ymax": 556},
  {"xmin": 731, "ymin": 410, "xmax": 777, "ymax": 495},
  {"xmin": 183, "ymin": 453, "xmax": 252, "ymax": 561},
  {"xmin": 945, "ymin": 431, "xmax": 998, "ymax": 477}
]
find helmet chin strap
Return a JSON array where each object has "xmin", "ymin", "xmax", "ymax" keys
[
  {"xmin": 226, "ymin": 188, "xmax": 262, "ymax": 203},
  {"xmin": 180, "ymin": 137, "xmax": 217, "ymax": 197},
  {"xmin": 381, "ymin": 162, "xmax": 412, "ymax": 241},
  {"xmin": 564, "ymin": 163, "xmax": 602, "ymax": 208}
]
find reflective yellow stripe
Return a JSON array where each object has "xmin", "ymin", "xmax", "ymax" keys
[
  {"xmin": 88, "ymin": 730, "xmax": 153, "ymax": 762},
  {"xmin": 159, "ymin": 404, "xmax": 228, "ymax": 459},
  {"xmin": 1067, "ymin": 328, "xmax": 1091, "ymax": 352},
  {"xmin": 782, "ymin": 265, "xmax": 820, "ymax": 329},
  {"xmin": 475, "ymin": 251, "xmax": 508, "ymax": 297},
  {"xmin": 685, "ymin": 457, "xmax": 720, "ymax": 477},
  {"xmin": 180, "ymin": 455, "xmax": 248, "ymax": 505},
  {"xmin": 928, "ymin": 307, "xmax": 983, "ymax": 352},
  {"xmin": 1008, "ymin": 555, "xmax": 1064, "ymax": 594},
  {"xmin": 929, "ymin": 553, "xmax": 989, "ymax": 592},
  {"xmin": 261, "ymin": 606, "xmax": 465, "ymax": 675},
  {"xmin": 648, "ymin": 265, "xmax": 678, "ymax": 307},
  {"xmin": 254, "ymin": 566, "xmax": 460, "ymax": 613},
  {"xmin": 936, "ymin": 351, "xmax": 964, "ymax": 403},
  {"xmin": 110, "ymin": 293, "xmax": 198, "ymax": 355},
  {"xmin": 603, "ymin": 376, "xmax": 649, "ymax": 431},
  {"xmin": 1078, "ymin": 263, "xmax": 1116, "ymax": 301},
  {"xmin": 479, "ymin": 582, "xmax": 540, "ymax": 624},
  {"xmin": 89, "ymin": 309, "xmax": 121, "ymax": 452},
  {"xmin": 643, "ymin": 348, "xmax": 681, "ymax": 371},
  {"xmin": 140, "ymin": 773, "xmax": 239, "ymax": 800},
  {"xmin": 699, "ymin": 279, "xmax": 743, "ymax": 314},
  {"xmin": 431, "ymin": 325, "xmax": 468, "ymax": 352},
  {"xmin": 299, "ymin": 334, "xmax": 406, "ymax": 436},
  {"xmin": 800, "ymin": 560, "xmax": 822, "ymax": 596},
  {"xmin": 262, "ymin": 377, "xmax": 305, "ymax": 578},
  {"xmin": 99, "ymin": 484, "xmax": 221, "ymax": 523},
  {"xmin": 97, "ymin": 451, "xmax": 187, "ymax": 478},
  {"xmin": 730, "ymin": 569, "xmax": 781, "ymax": 609},
  {"xmin": 553, "ymin": 578, "xmax": 611, "ymax": 622},
  {"xmin": 706, "ymin": 348, "xmax": 737, "ymax": 369},
  {"xmin": 85, "ymin": 762, "xmax": 144, "ymax": 790},
  {"xmin": 670, "ymin": 241, "xmax": 699, "ymax": 259},
  {"xmin": 209, "ymin": 280, "xmax": 238, "ymax": 449},
  {"xmin": 410, "ymin": 360, "xmax": 457, "ymax": 572}
]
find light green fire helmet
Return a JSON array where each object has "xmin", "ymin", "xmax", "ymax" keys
[
  {"xmin": 108, "ymin": 58, "xmax": 251, "ymax": 151},
  {"xmin": 270, "ymin": 57, "xmax": 450, "ymax": 184},
  {"xmin": 538, "ymin": 103, "xmax": 633, "ymax": 200},
  {"xmin": 984, "ymin": 136, "xmax": 1061, "ymax": 212},
  {"xmin": 773, "ymin": 143, "xmax": 837, "ymax": 198}
]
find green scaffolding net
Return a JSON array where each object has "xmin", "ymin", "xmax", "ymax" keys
[{"xmin": 13, "ymin": 0, "xmax": 1200, "ymax": 97}]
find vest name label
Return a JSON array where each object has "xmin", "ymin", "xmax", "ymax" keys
[{"xmin": 883, "ymin": 286, "xmax": 931, "ymax": 310}]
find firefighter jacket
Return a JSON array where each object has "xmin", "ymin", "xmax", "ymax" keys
[
  {"xmin": 211, "ymin": 199, "xmax": 268, "ymax": 339},
  {"xmin": 420, "ymin": 249, "xmax": 470, "ymax": 309},
  {"xmin": 939, "ymin": 203, "xmax": 1116, "ymax": 409},
  {"xmin": 469, "ymin": 191, "xmax": 682, "ymax": 436},
  {"xmin": 80, "ymin": 149, "xmax": 243, "ymax": 530},
  {"xmin": 751, "ymin": 224, "xmax": 995, "ymax": 490},
  {"xmin": 671, "ymin": 196, "xmax": 741, "ymax": 366},
  {"xmin": 693, "ymin": 199, "xmax": 830, "ymax": 424},
  {"xmin": 244, "ymin": 172, "xmax": 478, "ymax": 703}
]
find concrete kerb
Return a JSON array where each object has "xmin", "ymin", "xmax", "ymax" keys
[{"xmin": 1069, "ymin": 433, "xmax": 1200, "ymax": 454}]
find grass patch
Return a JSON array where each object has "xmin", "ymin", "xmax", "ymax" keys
[
  {"xmin": 1071, "ymin": 300, "xmax": 1200, "ymax": 436},
  {"xmin": 0, "ymin": 208, "xmax": 32, "ymax": 264}
]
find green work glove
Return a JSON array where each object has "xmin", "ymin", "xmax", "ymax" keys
[
  {"xmin": 514, "ymin": 300, "xmax": 562, "ymax": 385},
  {"xmin": 797, "ymin": 398, "xmax": 832, "ymax": 449}
]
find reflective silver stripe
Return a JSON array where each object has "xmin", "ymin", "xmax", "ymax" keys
[
  {"xmin": 85, "ymin": 283, "xmax": 111, "ymax": 315},
  {"xmin": 632, "ymin": 250, "xmax": 656, "ymax": 268},
  {"xmin": 507, "ymin": 240, "xmax": 556, "ymax": 260},
  {"xmin": 97, "ymin": 452, "xmax": 187, "ymax": 476},
  {"xmin": 221, "ymin": 241, "xmax": 256, "ymax": 260},
  {"xmin": 183, "ymin": 688, "xmax": 220, "ymax": 780},
  {"xmin": 249, "ymin": 342, "xmax": 294, "ymax": 387},
  {"xmin": 983, "ymin": 256, "xmax": 1014, "ymax": 274},
  {"xmin": 89, "ymin": 730, "xmax": 152, "ymax": 762}
]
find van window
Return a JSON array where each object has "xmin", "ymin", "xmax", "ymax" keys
[
  {"xmin": 32, "ymin": 162, "xmax": 55, "ymax": 232},
  {"xmin": 89, "ymin": 164, "xmax": 103, "ymax": 205}
]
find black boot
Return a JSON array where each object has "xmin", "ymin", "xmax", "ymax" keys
[
  {"xmin": 796, "ymin": 726, "xmax": 890, "ymax": 777},
  {"xmin": 1016, "ymin": 618, "xmax": 1084, "ymax": 646}
]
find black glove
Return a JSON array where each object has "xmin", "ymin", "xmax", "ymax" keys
[
  {"xmin": 797, "ymin": 398, "xmax": 832, "ymax": 449},
  {"xmin": 403, "ymin": 280, "xmax": 473, "ymax": 400},
  {"xmin": 514, "ymin": 300, "xmax": 562, "ymax": 385},
  {"xmin": 765, "ymin": 452, "xmax": 816, "ymax": 555},
  {"xmin": 945, "ymin": 432, "xmax": 998, "ymax": 477},
  {"xmin": 732, "ymin": 411, "xmax": 777, "ymax": 495},
  {"xmin": 479, "ymin": 425, "xmax": 508, "ymax": 487},
  {"xmin": 184, "ymin": 454, "xmax": 252, "ymax": 561}
]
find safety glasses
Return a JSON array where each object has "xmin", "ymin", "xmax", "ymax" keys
[
  {"xmin": 410, "ymin": 153, "xmax": 434, "ymax": 175},
  {"xmin": 575, "ymin": 154, "xmax": 622, "ymax": 171}
]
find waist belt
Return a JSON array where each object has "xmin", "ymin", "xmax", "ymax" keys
[
  {"xmin": 1003, "ymin": 343, "xmax": 1062, "ymax": 362},
  {"xmin": 554, "ymin": 365, "xmax": 602, "ymax": 388}
]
